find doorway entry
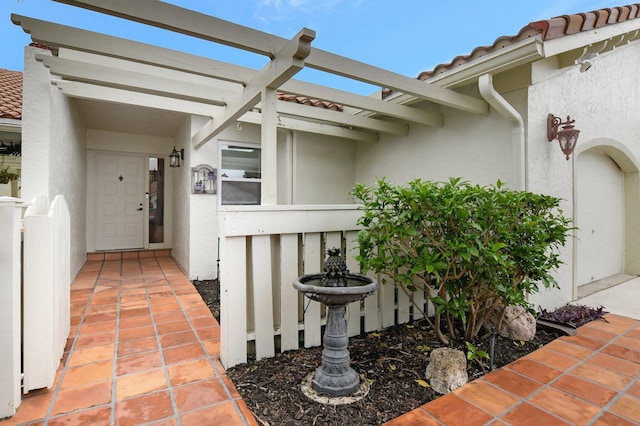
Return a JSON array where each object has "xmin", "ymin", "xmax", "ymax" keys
[{"xmin": 94, "ymin": 152, "xmax": 145, "ymax": 250}]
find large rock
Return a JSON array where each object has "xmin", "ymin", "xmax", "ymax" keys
[
  {"xmin": 425, "ymin": 348, "xmax": 468, "ymax": 395},
  {"xmin": 485, "ymin": 304, "xmax": 536, "ymax": 341}
]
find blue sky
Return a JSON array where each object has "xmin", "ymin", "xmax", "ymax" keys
[{"xmin": 2, "ymin": 0, "xmax": 626, "ymax": 94}]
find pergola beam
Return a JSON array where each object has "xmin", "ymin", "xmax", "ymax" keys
[
  {"xmin": 281, "ymin": 80, "xmax": 442, "ymax": 127},
  {"xmin": 192, "ymin": 28, "xmax": 315, "ymax": 148},
  {"xmin": 51, "ymin": 0, "xmax": 488, "ymax": 114},
  {"xmin": 277, "ymin": 101, "xmax": 408, "ymax": 136},
  {"xmin": 52, "ymin": 80, "xmax": 216, "ymax": 115},
  {"xmin": 13, "ymin": 15, "xmax": 442, "ymax": 128},
  {"xmin": 53, "ymin": 80, "xmax": 378, "ymax": 142},
  {"xmin": 37, "ymin": 55, "xmax": 235, "ymax": 106}
]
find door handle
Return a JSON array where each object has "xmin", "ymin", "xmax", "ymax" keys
[{"xmin": 137, "ymin": 203, "xmax": 143, "ymax": 211}]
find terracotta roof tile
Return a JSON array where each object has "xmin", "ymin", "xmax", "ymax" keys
[
  {"xmin": 277, "ymin": 93, "xmax": 343, "ymax": 111},
  {"xmin": 0, "ymin": 69, "xmax": 23, "ymax": 120},
  {"xmin": 417, "ymin": 4, "xmax": 640, "ymax": 81}
]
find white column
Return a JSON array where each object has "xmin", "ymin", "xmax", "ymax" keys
[
  {"xmin": 261, "ymin": 87, "xmax": 278, "ymax": 205},
  {"xmin": 0, "ymin": 197, "xmax": 25, "ymax": 418}
]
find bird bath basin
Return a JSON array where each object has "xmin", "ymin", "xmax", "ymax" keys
[{"xmin": 293, "ymin": 248, "xmax": 378, "ymax": 397}]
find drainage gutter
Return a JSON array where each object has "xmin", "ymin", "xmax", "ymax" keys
[{"xmin": 478, "ymin": 73, "xmax": 527, "ymax": 191}]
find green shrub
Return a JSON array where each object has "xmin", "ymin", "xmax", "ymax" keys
[{"xmin": 352, "ymin": 178, "xmax": 572, "ymax": 344}]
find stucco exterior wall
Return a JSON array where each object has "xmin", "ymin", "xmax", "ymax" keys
[
  {"xmin": 86, "ymin": 130, "xmax": 174, "ymax": 154},
  {"xmin": 23, "ymin": 46, "xmax": 87, "ymax": 278},
  {"xmin": 527, "ymin": 41, "xmax": 640, "ymax": 309},
  {"xmin": 171, "ymin": 118, "xmax": 191, "ymax": 275},
  {"xmin": 292, "ymin": 132, "xmax": 356, "ymax": 204},
  {"xmin": 354, "ymin": 93, "xmax": 519, "ymax": 189}
]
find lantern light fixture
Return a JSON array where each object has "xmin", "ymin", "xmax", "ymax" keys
[
  {"xmin": 169, "ymin": 147, "xmax": 184, "ymax": 168},
  {"xmin": 547, "ymin": 114, "xmax": 580, "ymax": 160}
]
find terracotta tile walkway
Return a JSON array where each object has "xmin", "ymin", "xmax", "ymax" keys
[
  {"xmin": 1, "ymin": 254, "xmax": 257, "ymax": 426},
  {"xmin": 2, "ymin": 255, "xmax": 639, "ymax": 425}
]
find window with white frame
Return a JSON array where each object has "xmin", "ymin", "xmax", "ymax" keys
[{"xmin": 219, "ymin": 143, "xmax": 261, "ymax": 205}]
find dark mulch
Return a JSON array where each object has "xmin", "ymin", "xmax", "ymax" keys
[
  {"xmin": 193, "ymin": 279, "xmax": 220, "ymax": 322},
  {"xmin": 193, "ymin": 280, "xmax": 560, "ymax": 425}
]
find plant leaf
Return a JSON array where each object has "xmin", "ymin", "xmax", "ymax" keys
[{"xmin": 415, "ymin": 379, "xmax": 430, "ymax": 388}]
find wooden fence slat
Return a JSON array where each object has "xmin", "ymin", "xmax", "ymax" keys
[
  {"xmin": 325, "ymin": 232, "xmax": 342, "ymax": 254},
  {"xmin": 251, "ymin": 235, "xmax": 275, "ymax": 360},
  {"xmin": 0, "ymin": 199, "xmax": 23, "ymax": 417},
  {"xmin": 397, "ymin": 286, "xmax": 411, "ymax": 325},
  {"xmin": 52, "ymin": 196, "xmax": 70, "ymax": 366},
  {"xmin": 412, "ymin": 287, "xmax": 426, "ymax": 321},
  {"xmin": 23, "ymin": 200, "xmax": 54, "ymax": 393},
  {"xmin": 345, "ymin": 231, "xmax": 362, "ymax": 337},
  {"xmin": 381, "ymin": 279, "xmax": 396, "ymax": 329},
  {"xmin": 220, "ymin": 236, "xmax": 248, "ymax": 367},
  {"xmin": 280, "ymin": 234, "xmax": 300, "ymax": 352},
  {"xmin": 303, "ymin": 233, "xmax": 322, "ymax": 348}
]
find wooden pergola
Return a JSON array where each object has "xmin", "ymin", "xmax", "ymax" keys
[{"xmin": 13, "ymin": 0, "xmax": 490, "ymax": 204}]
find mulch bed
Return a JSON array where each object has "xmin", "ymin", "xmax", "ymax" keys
[{"xmin": 193, "ymin": 280, "xmax": 560, "ymax": 425}]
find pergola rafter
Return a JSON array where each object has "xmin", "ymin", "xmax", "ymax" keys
[
  {"xmin": 37, "ymin": 55, "xmax": 234, "ymax": 106},
  {"xmin": 13, "ymin": 15, "xmax": 444, "ymax": 130},
  {"xmin": 12, "ymin": 14, "xmax": 448, "ymax": 140},
  {"xmin": 52, "ymin": 0, "xmax": 488, "ymax": 115}
]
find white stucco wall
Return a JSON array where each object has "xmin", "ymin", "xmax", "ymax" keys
[
  {"xmin": 86, "ymin": 130, "xmax": 173, "ymax": 154},
  {"xmin": 354, "ymin": 93, "xmax": 518, "ymax": 189},
  {"xmin": 22, "ymin": 46, "xmax": 87, "ymax": 278},
  {"xmin": 527, "ymin": 41, "xmax": 640, "ymax": 309},
  {"xmin": 171, "ymin": 118, "xmax": 191, "ymax": 275},
  {"xmin": 293, "ymin": 132, "xmax": 356, "ymax": 204}
]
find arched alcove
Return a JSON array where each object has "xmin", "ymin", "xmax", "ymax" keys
[{"xmin": 574, "ymin": 139, "xmax": 640, "ymax": 298}]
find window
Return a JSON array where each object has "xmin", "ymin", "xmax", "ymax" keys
[
  {"xmin": 219, "ymin": 143, "xmax": 261, "ymax": 205},
  {"xmin": 148, "ymin": 157, "xmax": 165, "ymax": 243}
]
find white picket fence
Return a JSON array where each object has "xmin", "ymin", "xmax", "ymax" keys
[
  {"xmin": 22, "ymin": 195, "xmax": 71, "ymax": 393},
  {"xmin": 0, "ymin": 197, "xmax": 25, "ymax": 419},
  {"xmin": 218, "ymin": 205, "xmax": 433, "ymax": 368}
]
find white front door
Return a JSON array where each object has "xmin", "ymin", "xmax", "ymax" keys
[{"xmin": 95, "ymin": 153, "xmax": 145, "ymax": 250}]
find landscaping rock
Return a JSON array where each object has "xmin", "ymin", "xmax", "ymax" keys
[
  {"xmin": 485, "ymin": 304, "xmax": 536, "ymax": 341},
  {"xmin": 424, "ymin": 347, "xmax": 468, "ymax": 394}
]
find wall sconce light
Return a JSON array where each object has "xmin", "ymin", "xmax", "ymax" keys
[
  {"xmin": 169, "ymin": 147, "xmax": 184, "ymax": 168},
  {"xmin": 547, "ymin": 114, "xmax": 581, "ymax": 160}
]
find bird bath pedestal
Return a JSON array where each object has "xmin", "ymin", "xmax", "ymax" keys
[{"xmin": 293, "ymin": 248, "xmax": 378, "ymax": 397}]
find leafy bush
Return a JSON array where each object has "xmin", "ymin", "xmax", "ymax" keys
[{"xmin": 352, "ymin": 178, "xmax": 573, "ymax": 344}]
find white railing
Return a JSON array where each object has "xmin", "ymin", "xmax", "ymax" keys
[
  {"xmin": 23, "ymin": 195, "xmax": 71, "ymax": 393},
  {"xmin": 218, "ymin": 205, "xmax": 432, "ymax": 368}
]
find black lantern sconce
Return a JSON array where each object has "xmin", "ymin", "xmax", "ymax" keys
[
  {"xmin": 169, "ymin": 147, "xmax": 184, "ymax": 168},
  {"xmin": 547, "ymin": 114, "xmax": 581, "ymax": 160}
]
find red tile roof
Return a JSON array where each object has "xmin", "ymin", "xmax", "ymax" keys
[
  {"xmin": 0, "ymin": 69, "xmax": 23, "ymax": 120},
  {"xmin": 417, "ymin": 4, "xmax": 640, "ymax": 81},
  {"xmin": 277, "ymin": 93, "xmax": 344, "ymax": 111}
]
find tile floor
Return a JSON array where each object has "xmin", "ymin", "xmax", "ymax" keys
[
  {"xmin": 2, "ymin": 254, "xmax": 639, "ymax": 425},
  {"xmin": 1, "ymin": 253, "xmax": 256, "ymax": 426}
]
